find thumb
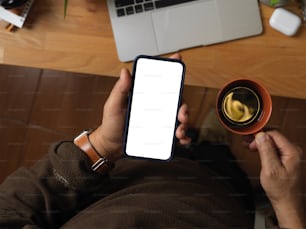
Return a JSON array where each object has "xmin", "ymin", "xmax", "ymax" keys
[
  {"xmin": 106, "ymin": 68, "xmax": 131, "ymax": 111},
  {"xmin": 255, "ymin": 132, "xmax": 282, "ymax": 172}
]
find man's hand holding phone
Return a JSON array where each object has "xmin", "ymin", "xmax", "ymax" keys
[
  {"xmin": 123, "ymin": 54, "xmax": 187, "ymax": 160},
  {"xmin": 89, "ymin": 53, "xmax": 191, "ymax": 163}
]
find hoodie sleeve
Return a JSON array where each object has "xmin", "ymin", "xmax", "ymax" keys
[{"xmin": 0, "ymin": 141, "xmax": 111, "ymax": 229}]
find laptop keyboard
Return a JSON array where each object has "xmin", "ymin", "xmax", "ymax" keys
[{"xmin": 115, "ymin": 0, "xmax": 197, "ymax": 17}]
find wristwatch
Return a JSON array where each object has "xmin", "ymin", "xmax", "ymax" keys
[{"xmin": 73, "ymin": 130, "xmax": 113, "ymax": 174}]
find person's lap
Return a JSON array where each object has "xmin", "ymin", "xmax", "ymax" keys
[{"xmin": 174, "ymin": 141, "xmax": 255, "ymax": 214}]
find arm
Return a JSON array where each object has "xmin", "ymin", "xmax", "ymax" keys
[
  {"xmin": 251, "ymin": 131, "xmax": 305, "ymax": 229},
  {"xmin": 0, "ymin": 53, "xmax": 191, "ymax": 228},
  {"xmin": 0, "ymin": 142, "xmax": 111, "ymax": 228}
]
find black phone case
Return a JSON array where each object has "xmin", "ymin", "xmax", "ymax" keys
[{"xmin": 122, "ymin": 55, "xmax": 186, "ymax": 161}]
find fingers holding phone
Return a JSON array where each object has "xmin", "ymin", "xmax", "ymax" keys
[
  {"xmin": 91, "ymin": 54, "xmax": 189, "ymax": 162},
  {"xmin": 123, "ymin": 55, "xmax": 186, "ymax": 160},
  {"xmin": 176, "ymin": 104, "xmax": 191, "ymax": 145}
]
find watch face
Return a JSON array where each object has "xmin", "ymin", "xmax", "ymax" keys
[{"xmin": 1, "ymin": 0, "xmax": 28, "ymax": 9}]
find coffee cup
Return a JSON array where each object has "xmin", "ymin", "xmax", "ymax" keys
[{"xmin": 216, "ymin": 79, "xmax": 272, "ymax": 135}]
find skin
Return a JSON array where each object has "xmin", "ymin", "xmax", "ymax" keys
[
  {"xmin": 89, "ymin": 53, "xmax": 191, "ymax": 162},
  {"xmin": 250, "ymin": 131, "xmax": 305, "ymax": 229}
]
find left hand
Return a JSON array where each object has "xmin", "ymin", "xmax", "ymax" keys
[{"xmin": 90, "ymin": 54, "xmax": 191, "ymax": 162}]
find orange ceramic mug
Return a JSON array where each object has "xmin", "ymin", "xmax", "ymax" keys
[{"xmin": 216, "ymin": 79, "xmax": 272, "ymax": 135}]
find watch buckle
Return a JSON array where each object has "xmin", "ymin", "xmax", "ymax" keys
[{"xmin": 91, "ymin": 157, "xmax": 107, "ymax": 172}]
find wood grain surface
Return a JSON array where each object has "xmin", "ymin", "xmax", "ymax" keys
[{"xmin": 0, "ymin": 0, "xmax": 305, "ymax": 99}]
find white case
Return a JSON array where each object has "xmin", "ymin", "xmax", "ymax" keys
[{"xmin": 269, "ymin": 8, "xmax": 302, "ymax": 36}]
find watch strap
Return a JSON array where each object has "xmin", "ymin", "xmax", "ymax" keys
[{"xmin": 73, "ymin": 130, "xmax": 113, "ymax": 174}]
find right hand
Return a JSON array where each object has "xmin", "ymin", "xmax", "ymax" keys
[{"xmin": 249, "ymin": 130, "xmax": 305, "ymax": 228}]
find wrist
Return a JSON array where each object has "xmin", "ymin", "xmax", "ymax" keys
[
  {"xmin": 88, "ymin": 129, "xmax": 109, "ymax": 159},
  {"xmin": 272, "ymin": 199, "xmax": 305, "ymax": 229},
  {"xmin": 74, "ymin": 130, "xmax": 114, "ymax": 174},
  {"xmin": 88, "ymin": 128, "xmax": 121, "ymax": 162}
]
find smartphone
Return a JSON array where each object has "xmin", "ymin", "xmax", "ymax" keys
[{"xmin": 123, "ymin": 55, "xmax": 185, "ymax": 160}]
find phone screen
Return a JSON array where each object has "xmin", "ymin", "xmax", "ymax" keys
[{"xmin": 123, "ymin": 56, "xmax": 185, "ymax": 160}]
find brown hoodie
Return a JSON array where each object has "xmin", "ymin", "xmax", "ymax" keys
[{"xmin": 0, "ymin": 141, "xmax": 254, "ymax": 228}]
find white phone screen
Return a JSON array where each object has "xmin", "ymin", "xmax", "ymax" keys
[{"xmin": 124, "ymin": 56, "xmax": 185, "ymax": 160}]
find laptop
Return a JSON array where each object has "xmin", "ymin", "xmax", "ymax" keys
[{"xmin": 107, "ymin": 0, "xmax": 263, "ymax": 62}]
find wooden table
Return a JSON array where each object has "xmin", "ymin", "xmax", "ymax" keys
[{"xmin": 0, "ymin": 0, "xmax": 305, "ymax": 99}]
